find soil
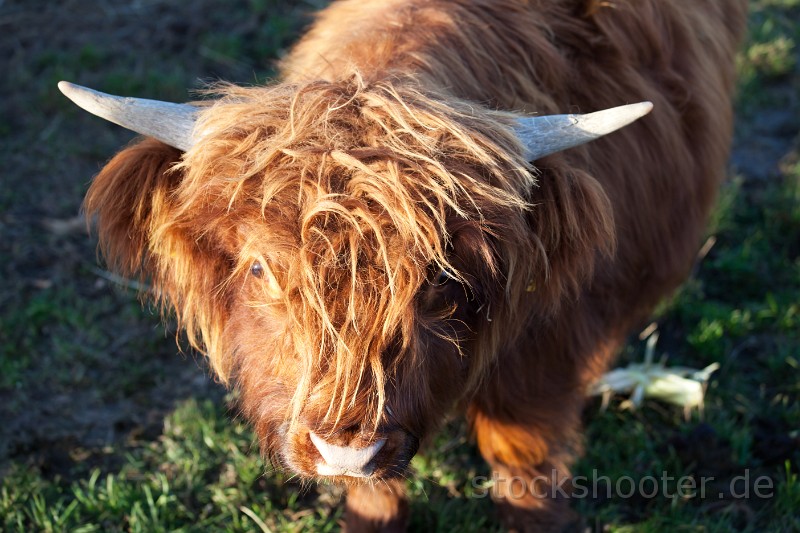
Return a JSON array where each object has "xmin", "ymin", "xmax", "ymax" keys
[{"xmin": 1, "ymin": 0, "xmax": 798, "ymax": 489}]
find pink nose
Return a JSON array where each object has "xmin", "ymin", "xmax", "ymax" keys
[{"xmin": 308, "ymin": 432, "xmax": 386, "ymax": 478}]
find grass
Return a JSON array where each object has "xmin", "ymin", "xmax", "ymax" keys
[
  {"xmin": 1, "ymin": 399, "xmax": 342, "ymax": 532},
  {"xmin": 1, "ymin": 0, "xmax": 799, "ymax": 531}
]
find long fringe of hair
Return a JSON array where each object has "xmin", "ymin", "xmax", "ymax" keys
[{"xmin": 177, "ymin": 75, "xmax": 549, "ymax": 430}]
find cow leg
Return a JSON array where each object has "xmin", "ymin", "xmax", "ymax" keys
[
  {"xmin": 468, "ymin": 332, "xmax": 594, "ymax": 533},
  {"xmin": 343, "ymin": 479, "xmax": 409, "ymax": 533},
  {"xmin": 470, "ymin": 401, "xmax": 581, "ymax": 533}
]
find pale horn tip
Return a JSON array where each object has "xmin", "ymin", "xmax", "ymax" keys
[
  {"xmin": 57, "ymin": 81, "xmax": 101, "ymax": 112},
  {"xmin": 57, "ymin": 81, "xmax": 86, "ymax": 102},
  {"xmin": 631, "ymin": 101, "xmax": 654, "ymax": 118},
  {"xmin": 585, "ymin": 101, "xmax": 655, "ymax": 133},
  {"xmin": 57, "ymin": 80, "xmax": 75, "ymax": 94}
]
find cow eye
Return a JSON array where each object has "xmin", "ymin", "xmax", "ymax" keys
[
  {"xmin": 249, "ymin": 259, "xmax": 282, "ymax": 299},
  {"xmin": 434, "ymin": 268, "xmax": 457, "ymax": 286},
  {"xmin": 250, "ymin": 260, "xmax": 265, "ymax": 278}
]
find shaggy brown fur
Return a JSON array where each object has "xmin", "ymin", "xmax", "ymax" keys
[{"xmin": 82, "ymin": 0, "xmax": 747, "ymax": 530}]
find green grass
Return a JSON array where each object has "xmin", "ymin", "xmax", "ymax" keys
[
  {"xmin": 737, "ymin": 0, "xmax": 800, "ymax": 113},
  {"xmin": 1, "ymin": 1, "xmax": 799, "ymax": 532},
  {"xmin": 1, "ymin": 399, "xmax": 342, "ymax": 532}
]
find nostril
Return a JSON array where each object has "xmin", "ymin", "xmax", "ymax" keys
[{"xmin": 308, "ymin": 431, "xmax": 386, "ymax": 477}]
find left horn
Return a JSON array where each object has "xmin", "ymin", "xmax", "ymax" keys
[
  {"xmin": 58, "ymin": 81, "xmax": 198, "ymax": 152},
  {"xmin": 514, "ymin": 101, "xmax": 653, "ymax": 161}
]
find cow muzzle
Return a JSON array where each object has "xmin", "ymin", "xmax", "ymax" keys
[{"xmin": 309, "ymin": 432, "xmax": 387, "ymax": 478}]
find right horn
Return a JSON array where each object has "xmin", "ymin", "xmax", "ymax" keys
[{"xmin": 58, "ymin": 81, "xmax": 199, "ymax": 152}]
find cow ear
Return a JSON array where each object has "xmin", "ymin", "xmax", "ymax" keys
[
  {"xmin": 84, "ymin": 137, "xmax": 233, "ymax": 379},
  {"xmin": 524, "ymin": 159, "xmax": 615, "ymax": 310},
  {"xmin": 84, "ymin": 137, "xmax": 184, "ymax": 279}
]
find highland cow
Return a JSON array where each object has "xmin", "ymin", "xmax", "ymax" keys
[{"xmin": 59, "ymin": 0, "xmax": 748, "ymax": 530}]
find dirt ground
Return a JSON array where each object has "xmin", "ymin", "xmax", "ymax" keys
[{"xmin": 1, "ymin": 0, "xmax": 798, "ymax": 493}]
